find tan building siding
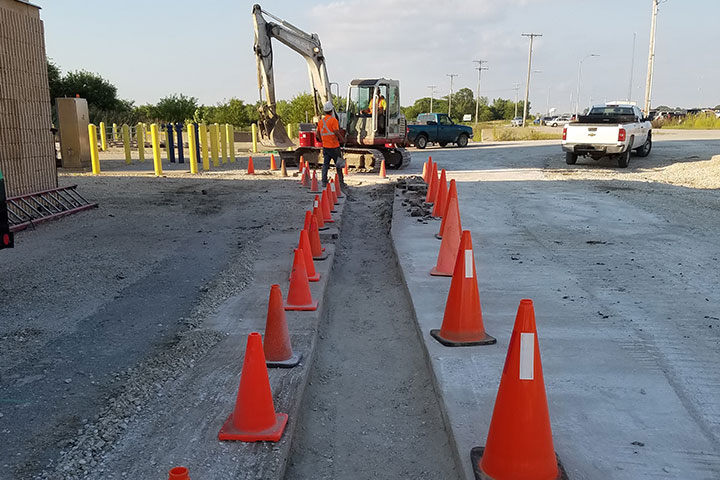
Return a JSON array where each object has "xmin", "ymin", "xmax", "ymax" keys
[{"xmin": 0, "ymin": 0, "xmax": 57, "ymax": 197}]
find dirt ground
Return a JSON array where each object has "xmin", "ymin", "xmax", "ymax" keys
[{"xmin": 285, "ymin": 186, "xmax": 458, "ymax": 479}]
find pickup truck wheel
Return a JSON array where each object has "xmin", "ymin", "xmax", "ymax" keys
[
  {"xmin": 416, "ymin": 135, "xmax": 428, "ymax": 149},
  {"xmin": 456, "ymin": 134, "xmax": 469, "ymax": 147},
  {"xmin": 565, "ymin": 152, "xmax": 577, "ymax": 165},
  {"xmin": 635, "ymin": 133, "xmax": 652, "ymax": 157},
  {"xmin": 617, "ymin": 150, "xmax": 630, "ymax": 168}
]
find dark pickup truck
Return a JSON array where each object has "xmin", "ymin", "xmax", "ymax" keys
[
  {"xmin": 1, "ymin": 168, "xmax": 14, "ymax": 250},
  {"xmin": 406, "ymin": 113, "xmax": 473, "ymax": 149}
]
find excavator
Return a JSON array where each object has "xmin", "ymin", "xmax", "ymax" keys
[{"xmin": 252, "ymin": 4, "xmax": 410, "ymax": 170}]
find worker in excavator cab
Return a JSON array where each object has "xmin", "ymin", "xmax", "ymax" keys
[
  {"xmin": 362, "ymin": 92, "xmax": 387, "ymax": 134},
  {"xmin": 315, "ymin": 101, "xmax": 345, "ymax": 187}
]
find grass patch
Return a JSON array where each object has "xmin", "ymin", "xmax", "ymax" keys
[
  {"xmin": 489, "ymin": 127, "xmax": 562, "ymax": 141},
  {"xmin": 654, "ymin": 113, "xmax": 720, "ymax": 130}
]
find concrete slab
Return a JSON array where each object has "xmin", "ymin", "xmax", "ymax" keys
[{"xmin": 391, "ymin": 179, "xmax": 720, "ymax": 479}]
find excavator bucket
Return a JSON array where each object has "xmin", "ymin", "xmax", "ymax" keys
[{"xmin": 258, "ymin": 105, "xmax": 295, "ymax": 149}]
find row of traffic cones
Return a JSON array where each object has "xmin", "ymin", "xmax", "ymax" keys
[
  {"xmin": 215, "ymin": 167, "xmax": 345, "ymax": 448},
  {"xmin": 419, "ymin": 156, "xmax": 566, "ymax": 479}
]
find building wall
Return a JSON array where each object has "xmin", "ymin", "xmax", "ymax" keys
[{"xmin": 0, "ymin": 0, "xmax": 57, "ymax": 197}]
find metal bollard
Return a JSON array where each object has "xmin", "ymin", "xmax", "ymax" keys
[
  {"xmin": 151, "ymin": 123, "xmax": 163, "ymax": 176},
  {"xmin": 175, "ymin": 123, "xmax": 184, "ymax": 163},
  {"xmin": 186, "ymin": 122, "xmax": 198, "ymax": 174},
  {"xmin": 112, "ymin": 122, "xmax": 118, "ymax": 141},
  {"xmin": 226, "ymin": 124, "xmax": 235, "ymax": 163},
  {"xmin": 251, "ymin": 123, "xmax": 258, "ymax": 153},
  {"xmin": 122, "ymin": 124, "xmax": 131, "ymax": 165},
  {"xmin": 193, "ymin": 123, "xmax": 201, "ymax": 164},
  {"xmin": 199, "ymin": 123, "xmax": 210, "ymax": 171},
  {"xmin": 210, "ymin": 123, "xmax": 220, "ymax": 167},
  {"xmin": 99, "ymin": 121, "xmax": 107, "ymax": 151},
  {"xmin": 166, "ymin": 123, "xmax": 176, "ymax": 163},
  {"xmin": 220, "ymin": 123, "xmax": 228, "ymax": 164},
  {"xmin": 137, "ymin": 123, "xmax": 145, "ymax": 162},
  {"xmin": 89, "ymin": 124, "xmax": 100, "ymax": 174}
]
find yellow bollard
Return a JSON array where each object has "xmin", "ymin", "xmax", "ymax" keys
[
  {"xmin": 122, "ymin": 124, "xmax": 131, "ymax": 165},
  {"xmin": 99, "ymin": 121, "xmax": 107, "ymax": 151},
  {"xmin": 199, "ymin": 123, "xmax": 210, "ymax": 171},
  {"xmin": 286, "ymin": 123, "xmax": 292, "ymax": 139},
  {"xmin": 151, "ymin": 123, "xmax": 163, "ymax": 176},
  {"xmin": 187, "ymin": 122, "xmax": 198, "ymax": 174},
  {"xmin": 137, "ymin": 123, "xmax": 145, "ymax": 162},
  {"xmin": 210, "ymin": 123, "xmax": 220, "ymax": 167},
  {"xmin": 251, "ymin": 123, "xmax": 258, "ymax": 153},
  {"xmin": 226, "ymin": 124, "xmax": 235, "ymax": 163},
  {"xmin": 220, "ymin": 123, "xmax": 228, "ymax": 164},
  {"xmin": 89, "ymin": 124, "xmax": 101, "ymax": 174},
  {"xmin": 112, "ymin": 122, "xmax": 118, "ymax": 141}
]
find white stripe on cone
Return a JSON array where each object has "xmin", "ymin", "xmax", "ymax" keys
[
  {"xmin": 464, "ymin": 250, "xmax": 473, "ymax": 279},
  {"xmin": 519, "ymin": 333, "xmax": 535, "ymax": 380}
]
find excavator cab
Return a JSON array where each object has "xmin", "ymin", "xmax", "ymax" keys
[{"xmin": 343, "ymin": 79, "xmax": 405, "ymax": 147}]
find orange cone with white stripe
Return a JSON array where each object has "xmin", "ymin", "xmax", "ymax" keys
[
  {"xmin": 218, "ymin": 332, "xmax": 287, "ymax": 441},
  {"xmin": 430, "ymin": 184, "xmax": 462, "ymax": 276},
  {"xmin": 432, "ymin": 169, "xmax": 448, "ymax": 217},
  {"xmin": 313, "ymin": 194, "xmax": 327, "ymax": 231},
  {"xmin": 436, "ymin": 179, "xmax": 459, "ymax": 239},
  {"xmin": 328, "ymin": 179, "xmax": 339, "ymax": 205},
  {"xmin": 298, "ymin": 229, "xmax": 320, "ymax": 282},
  {"xmin": 425, "ymin": 162, "xmax": 438, "ymax": 203},
  {"xmin": 303, "ymin": 210, "xmax": 327, "ymax": 260},
  {"xmin": 472, "ymin": 299, "xmax": 560, "ymax": 480},
  {"xmin": 430, "ymin": 230, "xmax": 495, "ymax": 346}
]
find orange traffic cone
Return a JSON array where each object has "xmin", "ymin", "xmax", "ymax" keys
[
  {"xmin": 218, "ymin": 332, "xmax": 288, "ymax": 441},
  {"xmin": 430, "ymin": 185, "xmax": 462, "ymax": 276},
  {"xmin": 424, "ymin": 157, "xmax": 433, "ymax": 183},
  {"xmin": 168, "ymin": 466, "xmax": 190, "ymax": 480},
  {"xmin": 425, "ymin": 162, "xmax": 438, "ymax": 204},
  {"xmin": 436, "ymin": 179, "xmax": 459, "ymax": 239},
  {"xmin": 270, "ymin": 154, "xmax": 278, "ymax": 171},
  {"xmin": 310, "ymin": 171, "xmax": 321, "ymax": 193},
  {"xmin": 263, "ymin": 285, "xmax": 301, "ymax": 367},
  {"xmin": 334, "ymin": 176, "xmax": 344, "ymax": 198},
  {"xmin": 299, "ymin": 155, "xmax": 305, "ymax": 171},
  {"xmin": 280, "ymin": 158, "xmax": 288, "ymax": 177},
  {"xmin": 328, "ymin": 179, "xmax": 339, "ymax": 205},
  {"xmin": 430, "ymin": 231, "xmax": 495, "ymax": 346},
  {"xmin": 378, "ymin": 159, "xmax": 387, "ymax": 178},
  {"xmin": 432, "ymin": 169, "xmax": 448, "ymax": 217},
  {"xmin": 298, "ymin": 229, "xmax": 320, "ymax": 281},
  {"xmin": 320, "ymin": 190, "xmax": 334, "ymax": 222},
  {"xmin": 313, "ymin": 195, "xmax": 327, "ymax": 230},
  {"xmin": 472, "ymin": 299, "xmax": 563, "ymax": 480},
  {"xmin": 247, "ymin": 156, "xmax": 255, "ymax": 175},
  {"xmin": 343, "ymin": 162, "xmax": 349, "ymax": 176},
  {"xmin": 326, "ymin": 185, "xmax": 337, "ymax": 213},
  {"xmin": 303, "ymin": 210, "xmax": 327, "ymax": 260},
  {"xmin": 285, "ymin": 248, "xmax": 318, "ymax": 311},
  {"xmin": 421, "ymin": 160, "xmax": 428, "ymax": 183},
  {"xmin": 301, "ymin": 167, "xmax": 309, "ymax": 187}
]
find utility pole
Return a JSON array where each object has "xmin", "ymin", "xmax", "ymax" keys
[
  {"xmin": 447, "ymin": 74, "xmax": 457, "ymax": 117},
  {"xmin": 521, "ymin": 33, "xmax": 542, "ymax": 127},
  {"xmin": 513, "ymin": 83, "xmax": 521, "ymax": 118},
  {"xmin": 628, "ymin": 32, "xmax": 636, "ymax": 102},
  {"xmin": 576, "ymin": 54, "xmax": 599, "ymax": 116},
  {"xmin": 643, "ymin": 0, "xmax": 660, "ymax": 115},
  {"xmin": 473, "ymin": 60, "xmax": 488, "ymax": 127},
  {"xmin": 427, "ymin": 85, "xmax": 436, "ymax": 113}
]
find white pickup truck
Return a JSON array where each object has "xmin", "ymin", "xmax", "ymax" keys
[{"xmin": 561, "ymin": 104, "xmax": 652, "ymax": 168}]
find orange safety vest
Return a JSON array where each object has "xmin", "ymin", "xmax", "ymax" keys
[{"xmin": 317, "ymin": 114, "xmax": 340, "ymax": 148}]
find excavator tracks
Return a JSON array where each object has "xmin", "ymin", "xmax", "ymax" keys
[{"xmin": 280, "ymin": 147, "xmax": 411, "ymax": 172}]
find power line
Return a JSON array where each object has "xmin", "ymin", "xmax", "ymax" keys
[
  {"xmin": 473, "ymin": 60, "xmax": 488, "ymax": 126},
  {"xmin": 521, "ymin": 33, "xmax": 542, "ymax": 126}
]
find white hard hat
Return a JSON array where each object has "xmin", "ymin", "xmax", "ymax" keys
[{"xmin": 323, "ymin": 101, "xmax": 334, "ymax": 112}]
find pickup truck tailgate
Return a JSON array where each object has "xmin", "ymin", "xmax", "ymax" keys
[{"xmin": 566, "ymin": 124, "xmax": 618, "ymax": 144}]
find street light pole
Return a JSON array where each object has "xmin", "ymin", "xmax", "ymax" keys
[
  {"xmin": 521, "ymin": 33, "xmax": 542, "ymax": 127},
  {"xmin": 643, "ymin": 0, "xmax": 660, "ymax": 115},
  {"xmin": 427, "ymin": 85, "xmax": 436, "ymax": 113},
  {"xmin": 576, "ymin": 53, "xmax": 599, "ymax": 116},
  {"xmin": 473, "ymin": 60, "xmax": 488, "ymax": 127},
  {"xmin": 513, "ymin": 83, "xmax": 520, "ymax": 118},
  {"xmin": 447, "ymin": 74, "xmax": 458, "ymax": 117}
]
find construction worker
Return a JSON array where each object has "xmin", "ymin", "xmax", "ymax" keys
[{"xmin": 315, "ymin": 101, "xmax": 345, "ymax": 187}]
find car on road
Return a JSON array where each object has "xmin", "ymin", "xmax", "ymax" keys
[
  {"xmin": 406, "ymin": 113, "xmax": 473, "ymax": 149},
  {"xmin": 510, "ymin": 117, "xmax": 523, "ymax": 127},
  {"xmin": 549, "ymin": 115, "xmax": 573, "ymax": 127},
  {"xmin": 561, "ymin": 103, "xmax": 652, "ymax": 168}
]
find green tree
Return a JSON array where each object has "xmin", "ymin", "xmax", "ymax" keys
[
  {"xmin": 47, "ymin": 58, "xmax": 62, "ymax": 103},
  {"xmin": 450, "ymin": 88, "xmax": 475, "ymax": 122},
  {"xmin": 154, "ymin": 94, "xmax": 198, "ymax": 123},
  {"xmin": 59, "ymin": 70, "xmax": 121, "ymax": 112}
]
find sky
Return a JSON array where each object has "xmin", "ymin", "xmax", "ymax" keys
[{"xmin": 39, "ymin": 0, "xmax": 719, "ymax": 115}]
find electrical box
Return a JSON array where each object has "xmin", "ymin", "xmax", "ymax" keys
[{"xmin": 56, "ymin": 97, "xmax": 91, "ymax": 169}]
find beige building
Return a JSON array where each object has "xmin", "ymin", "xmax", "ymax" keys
[{"xmin": 0, "ymin": 0, "xmax": 57, "ymax": 197}]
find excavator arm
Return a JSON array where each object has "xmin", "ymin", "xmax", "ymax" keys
[{"xmin": 252, "ymin": 4, "xmax": 332, "ymax": 148}]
